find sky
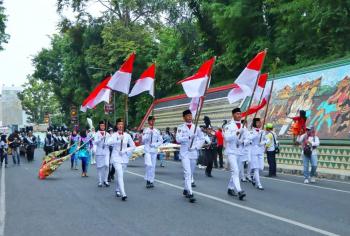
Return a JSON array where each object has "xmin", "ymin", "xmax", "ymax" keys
[{"xmin": 0, "ymin": 0, "xmax": 104, "ymax": 90}]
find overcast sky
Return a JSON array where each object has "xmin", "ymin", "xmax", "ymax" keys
[{"xmin": 0, "ymin": 0, "xmax": 103, "ymax": 90}]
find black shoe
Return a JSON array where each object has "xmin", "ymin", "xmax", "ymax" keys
[
  {"xmin": 252, "ymin": 180, "xmax": 256, "ymax": 186},
  {"xmin": 98, "ymin": 183, "xmax": 103, "ymax": 187},
  {"xmin": 238, "ymin": 191, "xmax": 246, "ymax": 200},
  {"xmin": 115, "ymin": 191, "xmax": 121, "ymax": 198},
  {"xmin": 103, "ymin": 182, "xmax": 110, "ymax": 187},
  {"xmin": 188, "ymin": 194, "xmax": 196, "ymax": 203},
  {"xmin": 146, "ymin": 181, "xmax": 151, "ymax": 188},
  {"xmin": 149, "ymin": 182, "xmax": 154, "ymax": 188},
  {"xmin": 183, "ymin": 189, "xmax": 188, "ymax": 196},
  {"xmin": 227, "ymin": 189, "xmax": 237, "ymax": 197},
  {"xmin": 191, "ymin": 182, "xmax": 196, "ymax": 188},
  {"xmin": 122, "ymin": 196, "xmax": 127, "ymax": 201}
]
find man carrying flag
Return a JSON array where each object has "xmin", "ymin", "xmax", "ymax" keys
[
  {"xmin": 176, "ymin": 110, "xmax": 205, "ymax": 203},
  {"xmin": 176, "ymin": 57, "xmax": 214, "ymax": 203},
  {"xmin": 223, "ymin": 107, "xmax": 247, "ymax": 200},
  {"xmin": 142, "ymin": 116, "xmax": 163, "ymax": 188}
]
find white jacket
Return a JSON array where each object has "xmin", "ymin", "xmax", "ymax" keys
[
  {"xmin": 247, "ymin": 128, "xmax": 266, "ymax": 156},
  {"xmin": 142, "ymin": 127, "xmax": 163, "ymax": 153},
  {"xmin": 176, "ymin": 123, "xmax": 205, "ymax": 160},
  {"xmin": 107, "ymin": 132, "xmax": 135, "ymax": 164},
  {"xmin": 223, "ymin": 120, "xmax": 249, "ymax": 155},
  {"xmin": 93, "ymin": 131, "xmax": 110, "ymax": 167}
]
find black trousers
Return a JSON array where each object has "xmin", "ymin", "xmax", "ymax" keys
[
  {"xmin": 205, "ymin": 148, "xmax": 217, "ymax": 175},
  {"xmin": 266, "ymin": 151, "xmax": 277, "ymax": 176},
  {"xmin": 108, "ymin": 165, "xmax": 115, "ymax": 181},
  {"xmin": 217, "ymin": 146, "xmax": 223, "ymax": 168},
  {"xmin": 26, "ymin": 148, "xmax": 35, "ymax": 162}
]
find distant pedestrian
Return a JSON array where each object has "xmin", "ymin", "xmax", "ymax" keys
[
  {"xmin": 8, "ymin": 131, "xmax": 21, "ymax": 165},
  {"xmin": 264, "ymin": 123, "xmax": 279, "ymax": 177},
  {"xmin": 297, "ymin": 126, "xmax": 320, "ymax": 184},
  {"xmin": 0, "ymin": 134, "xmax": 8, "ymax": 167},
  {"xmin": 24, "ymin": 131, "xmax": 37, "ymax": 162}
]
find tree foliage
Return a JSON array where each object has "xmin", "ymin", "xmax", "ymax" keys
[
  {"xmin": 0, "ymin": 1, "xmax": 9, "ymax": 50},
  {"xmin": 26, "ymin": 0, "xmax": 350, "ymax": 128}
]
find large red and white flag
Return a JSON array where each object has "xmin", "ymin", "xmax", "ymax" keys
[
  {"xmin": 242, "ymin": 80, "xmax": 272, "ymax": 117},
  {"xmin": 107, "ymin": 53, "xmax": 135, "ymax": 94},
  {"xmin": 177, "ymin": 57, "xmax": 215, "ymax": 98},
  {"xmin": 80, "ymin": 76, "xmax": 112, "ymax": 112},
  {"xmin": 227, "ymin": 50, "xmax": 267, "ymax": 104},
  {"xmin": 253, "ymin": 73, "xmax": 269, "ymax": 101},
  {"xmin": 129, "ymin": 63, "xmax": 155, "ymax": 97}
]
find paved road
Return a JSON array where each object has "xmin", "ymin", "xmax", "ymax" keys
[{"xmin": 1, "ymin": 150, "xmax": 349, "ymax": 236}]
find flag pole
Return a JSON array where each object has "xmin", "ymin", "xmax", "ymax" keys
[
  {"xmin": 260, "ymin": 57, "xmax": 279, "ymax": 141},
  {"xmin": 189, "ymin": 57, "xmax": 216, "ymax": 148},
  {"xmin": 152, "ymin": 62, "xmax": 156, "ymax": 116},
  {"xmin": 242, "ymin": 49, "xmax": 267, "ymax": 129},
  {"xmin": 251, "ymin": 73, "xmax": 269, "ymax": 128}
]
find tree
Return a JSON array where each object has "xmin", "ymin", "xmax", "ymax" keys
[
  {"xmin": 0, "ymin": 1, "xmax": 9, "ymax": 50},
  {"xmin": 18, "ymin": 76, "xmax": 61, "ymax": 124}
]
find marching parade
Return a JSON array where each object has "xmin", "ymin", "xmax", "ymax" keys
[{"xmin": 1, "ymin": 1, "xmax": 350, "ymax": 236}]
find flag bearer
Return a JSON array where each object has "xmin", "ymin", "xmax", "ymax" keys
[
  {"xmin": 142, "ymin": 116, "xmax": 163, "ymax": 188},
  {"xmin": 94, "ymin": 121, "xmax": 110, "ymax": 188},
  {"xmin": 176, "ymin": 109, "xmax": 205, "ymax": 203}
]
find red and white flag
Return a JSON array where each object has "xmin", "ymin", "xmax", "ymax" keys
[
  {"xmin": 227, "ymin": 50, "xmax": 267, "ymax": 104},
  {"xmin": 189, "ymin": 97, "xmax": 202, "ymax": 117},
  {"xmin": 129, "ymin": 63, "xmax": 155, "ymax": 97},
  {"xmin": 80, "ymin": 76, "xmax": 112, "ymax": 112},
  {"xmin": 107, "ymin": 53, "xmax": 135, "ymax": 94},
  {"xmin": 253, "ymin": 73, "xmax": 269, "ymax": 101},
  {"xmin": 242, "ymin": 81, "xmax": 272, "ymax": 117},
  {"xmin": 177, "ymin": 57, "xmax": 215, "ymax": 98}
]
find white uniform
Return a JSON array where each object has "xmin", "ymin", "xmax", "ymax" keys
[
  {"xmin": 176, "ymin": 123, "xmax": 205, "ymax": 195},
  {"xmin": 107, "ymin": 132, "xmax": 135, "ymax": 197},
  {"xmin": 223, "ymin": 120, "xmax": 247, "ymax": 192},
  {"xmin": 247, "ymin": 128, "xmax": 266, "ymax": 188},
  {"xmin": 93, "ymin": 131, "xmax": 110, "ymax": 184},
  {"xmin": 142, "ymin": 127, "xmax": 163, "ymax": 183}
]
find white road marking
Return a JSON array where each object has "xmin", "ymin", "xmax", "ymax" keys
[
  {"xmin": 262, "ymin": 171, "xmax": 350, "ymax": 185},
  {"xmin": 162, "ymin": 160, "xmax": 350, "ymax": 194},
  {"xmin": 260, "ymin": 176, "xmax": 350, "ymax": 194},
  {"xmin": 0, "ymin": 162, "xmax": 6, "ymax": 236},
  {"xmin": 127, "ymin": 170, "xmax": 339, "ymax": 236}
]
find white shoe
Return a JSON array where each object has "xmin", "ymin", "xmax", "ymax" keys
[
  {"xmin": 310, "ymin": 177, "xmax": 316, "ymax": 183},
  {"xmin": 304, "ymin": 179, "xmax": 309, "ymax": 184}
]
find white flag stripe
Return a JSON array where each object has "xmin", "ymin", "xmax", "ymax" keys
[
  {"xmin": 129, "ymin": 77, "xmax": 154, "ymax": 97},
  {"xmin": 181, "ymin": 76, "xmax": 208, "ymax": 98},
  {"xmin": 80, "ymin": 88, "xmax": 111, "ymax": 112},
  {"xmin": 107, "ymin": 70, "xmax": 132, "ymax": 94},
  {"xmin": 189, "ymin": 97, "xmax": 201, "ymax": 117}
]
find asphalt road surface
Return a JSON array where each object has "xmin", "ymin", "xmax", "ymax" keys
[{"xmin": 0, "ymin": 150, "xmax": 349, "ymax": 236}]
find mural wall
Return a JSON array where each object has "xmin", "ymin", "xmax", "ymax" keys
[{"xmin": 265, "ymin": 63, "xmax": 350, "ymax": 139}]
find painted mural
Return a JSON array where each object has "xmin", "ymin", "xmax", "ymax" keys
[{"xmin": 264, "ymin": 63, "xmax": 350, "ymax": 139}]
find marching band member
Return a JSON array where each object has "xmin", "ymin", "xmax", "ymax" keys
[
  {"xmin": 93, "ymin": 121, "xmax": 110, "ymax": 187},
  {"xmin": 176, "ymin": 109, "xmax": 205, "ymax": 203},
  {"xmin": 248, "ymin": 118, "xmax": 266, "ymax": 190},
  {"xmin": 142, "ymin": 116, "xmax": 163, "ymax": 188},
  {"xmin": 107, "ymin": 118, "xmax": 135, "ymax": 201},
  {"xmin": 223, "ymin": 107, "xmax": 246, "ymax": 200}
]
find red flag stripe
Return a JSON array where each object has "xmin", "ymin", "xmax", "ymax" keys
[
  {"xmin": 139, "ymin": 63, "xmax": 155, "ymax": 80},
  {"xmin": 177, "ymin": 57, "xmax": 215, "ymax": 84},
  {"xmin": 119, "ymin": 53, "xmax": 135, "ymax": 73},
  {"xmin": 246, "ymin": 50, "xmax": 267, "ymax": 71},
  {"xmin": 258, "ymin": 73, "xmax": 268, "ymax": 88},
  {"xmin": 82, "ymin": 76, "xmax": 111, "ymax": 106}
]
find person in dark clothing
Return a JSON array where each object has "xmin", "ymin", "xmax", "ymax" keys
[
  {"xmin": 0, "ymin": 134, "xmax": 8, "ymax": 167},
  {"xmin": 8, "ymin": 131, "xmax": 21, "ymax": 165},
  {"xmin": 44, "ymin": 132, "xmax": 54, "ymax": 155},
  {"xmin": 24, "ymin": 132, "xmax": 37, "ymax": 162},
  {"xmin": 203, "ymin": 127, "xmax": 217, "ymax": 177}
]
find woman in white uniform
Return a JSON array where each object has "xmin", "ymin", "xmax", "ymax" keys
[
  {"xmin": 107, "ymin": 118, "xmax": 135, "ymax": 201},
  {"xmin": 94, "ymin": 121, "xmax": 110, "ymax": 187}
]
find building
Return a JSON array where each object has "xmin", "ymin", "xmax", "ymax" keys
[{"xmin": 0, "ymin": 85, "xmax": 25, "ymax": 131}]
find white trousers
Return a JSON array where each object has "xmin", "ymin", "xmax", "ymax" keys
[
  {"xmin": 113, "ymin": 162, "xmax": 127, "ymax": 197},
  {"xmin": 227, "ymin": 155, "xmax": 242, "ymax": 192},
  {"xmin": 253, "ymin": 169, "xmax": 262, "ymax": 187},
  {"xmin": 97, "ymin": 166, "xmax": 108, "ymax": 184},
  {"xmin": 181, "ymin": 158, "xmax": 196, "ymax": 195},
  {"xmin": 144, "ymin": 152, "xmax": 157, "ymax": 183}
]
